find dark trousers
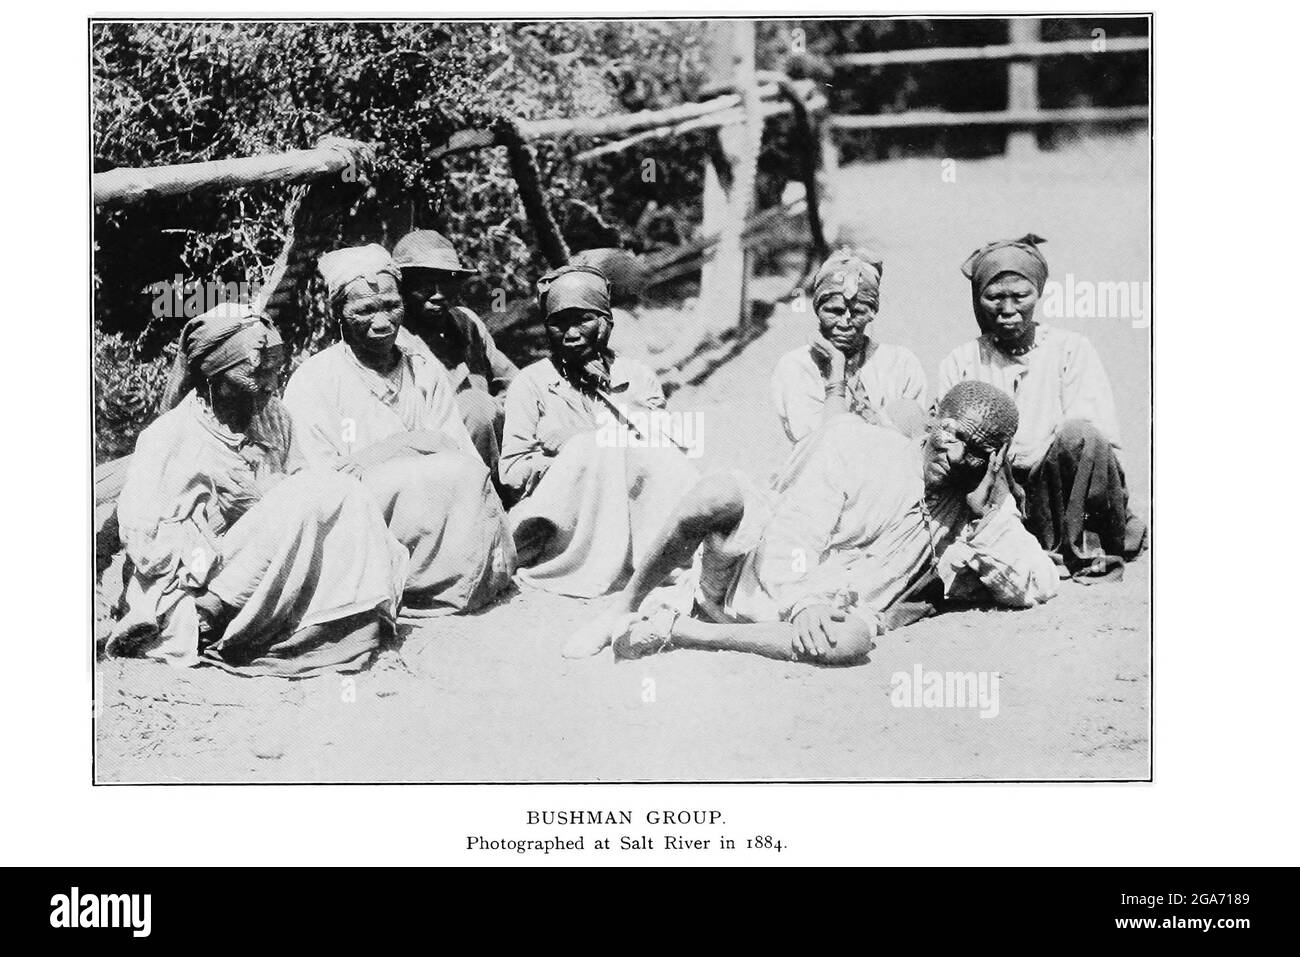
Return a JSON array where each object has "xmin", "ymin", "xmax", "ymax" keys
[{"xmin": 1013, "ymin": 419, "xmax": 1148, "ymax": 578}]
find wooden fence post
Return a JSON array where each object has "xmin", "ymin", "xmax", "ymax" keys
[
  {"xmin": 699, "ymin": 20, "xmax": 760, "ymax": 337},
  {"xmin": 818, "ymin": 113, "xmax": 842, "ymax": 246},
  {"xmin": 1006, "ymin": 18, "xmax": 1041, "ymax": 159}
]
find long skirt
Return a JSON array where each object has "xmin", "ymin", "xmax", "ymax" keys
[
  {"xmin": 113, "ymin": 471, "xmax": 409, "ymax": 678},
  {"xmin": 509, "ymin": 433, "xmax": 700, "ymax": 598},
  {"xmin": 1014, "ymin": 418, "xmax": 1148, "ymax": 579},
  {"xmin": 360, "ymin": 450, "xmax": 515, "ymax": 616}
]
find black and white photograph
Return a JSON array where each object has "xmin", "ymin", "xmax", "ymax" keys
[{"xmin": 88, "ymin": 14, "xmax": 1154, "ymax": 784}]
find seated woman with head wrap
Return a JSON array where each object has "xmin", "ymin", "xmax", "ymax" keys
[
  {"xmin": 936, "ymin": 235, "xmax": 1148, "ymax": 579},
  {"xmin": 282, "ymin": 245, "xmax": 514, "ymax": 616},
  {"xmin": 564, "ymin": 381, "xmax": 1058, "ymax": 665},
  {"xmin": 110, "ymin": 303, "xmax": 409, "ymax": 677},
  {"xmin": 771, "ymin": 248, "xmax": 928, "ymax": 445},
  {"xmin": 500, "ymin": 266, "xmax": 699, "ymax": 598}
]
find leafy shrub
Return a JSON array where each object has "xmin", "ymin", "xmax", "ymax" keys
[{"xmin": 92, "ymin": 21, "xmax": 724, "ymax": 458}]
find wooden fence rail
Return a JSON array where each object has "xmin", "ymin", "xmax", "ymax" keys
[
  {"xmin": 829, "ymin": 34, "xmax": 1149, "ymax": 68},
  {"xmin": 831, "ymin": 104, "xmax": 1148, "ymax": 130},
  {"xmin": 93, "ymin": 140, "xmax": 374, "ymax": 208},
  {"xmin": 827, "ymin": 20, "xmax": 1149, "ymax": 156}
]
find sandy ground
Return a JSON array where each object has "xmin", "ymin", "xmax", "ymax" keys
[{"xmin": 95, "ymin": 135, "xmax": 1151, "ymax": 782}]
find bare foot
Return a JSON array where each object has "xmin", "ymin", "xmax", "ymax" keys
[
  {"xmin": 562, "ymin": 611, "xmax": 637, "ymax": 659},
  {"xmin": 612, "ymin": 606, "xmax": 680, "ymax": 661}
]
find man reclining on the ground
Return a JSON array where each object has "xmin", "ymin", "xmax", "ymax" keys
[{"xmin": 564, "ymin": 381, "xmax": 1060, "ymax": 665}]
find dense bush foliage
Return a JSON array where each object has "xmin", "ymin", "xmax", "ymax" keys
[
  {"xmin": 93, "ymin": 21, "xmax": 720, "ymax": 458},
  {"xmin": 93, "ymin": 22, "xmax": 719, "ymax": 336}
]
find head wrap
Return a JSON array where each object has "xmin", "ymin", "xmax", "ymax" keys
[
  {"xmin": 960, "ymin": 233, "xmax": 1049, "ymax": 295},
  {"xmin": 318, "ymin": 244, "xmax": 401, "ymax": 305},
  {"xmin": 537, "ymin": 265, "xmax": 612, "ymax": 320},
  {"xmin": 160, "ymin": 301, "xmax": 282, "ymax": 410},
  {"xmin": 936, "ymin": 381, "xmax": 1020, "ymax": 457},
  {"xmin": 812, "ymin": 248, "xmax": 884, "ymax": 307},
  {"xmin": 569, "ymin": 248, "xmax": 647, "ymax": 304},
  {"xmin": 391, "ymin": 230, "xmax": 475, "ymax": 275}
]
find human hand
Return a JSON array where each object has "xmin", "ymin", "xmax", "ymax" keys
[
  {"xmin": 809, "ymin": 333, "xmax": 847, "ymax": 379},
  {"xmin": 339, "ymin": 429, "xmax": 458, "ymax": 475},
  {"xmin": 966, "ymin": 443, "xmax": 1011, "ymax": 518},
  {"xmin": 790, "ymin": 603, "xmax": 845, "ymax": 660},
  {"xmin": 538, "ymin": 421, "xmax": 587, "ymax": 455}
]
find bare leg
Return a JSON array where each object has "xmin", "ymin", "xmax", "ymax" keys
[
  {"xmin": 562, "ymin": 473, "xmax": 746, "ymax": 657},
  {"xmin": 613, "ymin": 472, "xmax": 745, "ymax": 616},
  {"xmin": 671, "ymin": 615, "xmax": 876, "ymax": 667}
]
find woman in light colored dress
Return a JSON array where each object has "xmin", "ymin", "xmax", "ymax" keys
[
  {"xmin": 500, "ymin": 266, "xmax": 699, "ymax": 598},
  {"xmin": 283, "ymin": 245, "xmax": 514, "ymax": 617},
  {"xmin": 771, "ymin": 248, "xmax": 927, "ymax": 445},
  {"xmin": 936, "ymin": 234, "xmax": 1147, "ymax": 578},
  {"xmin": 111, "ymin": 303, "xmax": 408, "ymax": 677}
]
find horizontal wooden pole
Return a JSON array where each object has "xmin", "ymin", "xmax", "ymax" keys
[
  {"xmin": 572, "ymin": 93, "xmax": 821, "ymax": 163},
  {"xmin": 436, "ymin": 85, "xmax": 807, "ymax": 159},
  {"xmin": 518, "ymin": 90, "xmax": 752, "ymax": 141},
  {"xmin": 830, "ymin": 35, "xmax": 1149, "ymax": 68},
  {"xmin": 94, "ymin": 140, "xmax": 372, "ymax": 208},
  {"xmin": 829, "ymin": 104, "xmax": 1148, "ymax": 130}
]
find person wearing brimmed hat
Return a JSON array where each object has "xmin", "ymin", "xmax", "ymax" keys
[
  {"xmin": 500, "ymin": 265, "xmax": 699, "ymax": 598},
  {"xmin": 391, "ymin": 229, "xmax": 519, "ymax": 472},
  {"xmin": 282, "ymin": 244, "xmax": 514, "ymax": 617},
  {"xmin": 936, "ymin": 234, "xmax": 1147, "ymax": 579},
  {"xmin": 771, "ymin": 248, "xmax": 927, "ymax": 445},
  {"xmin": 564, "ymin": 381, "xmax": 1058, "ymax": 664},
  {"xmin": 110, "ymin": 302, "xmax": 409, "ymax": 677}
]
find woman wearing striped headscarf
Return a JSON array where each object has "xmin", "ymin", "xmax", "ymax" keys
[
  {"xmin": 771, "ymin": 248, "xmax": 927, "ymax": 445},
  {"xmin": 936, "ymin": 235, "xmax": 1147, "ymax": 578},
  {"xmin": 109, "ymin": 303, "xmax": 408, "ymax": 677}
]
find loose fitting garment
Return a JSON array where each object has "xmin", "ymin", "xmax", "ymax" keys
[
  {"xmin": 112, "ymin": 394, "xmax": 408, "ymax": 677},
  {"xmin": 771, "ymin": 339, "xmax": 927, "ymax": 444},
  {"xmin": 402, "ymin": 321, "xmax": 511, "ymax": 471},
  {"xmin": 668, "ymin": 414, "xmax": 1058, "ymax": 627},
  {"xmin": 936, "ymin": 325, "xmax": 1146, "ymax": 575},
  {"xmin": 409, "ymin": 307, "xmax": 518, "ymax": 397},
  {"xmin": 1016, "ymin": 419, "xmax": 1148, "ymax": 578},
  {"xmin": 935, "ymin": 325, "xmax": 1123, "ymax": 472},
  {"xmin": 283, "ymin": 337, "xmax": 514, "ymax": 615},
  {"xmin": 501, "ymin": 357, "xmax": 699, "ymax": 597}
]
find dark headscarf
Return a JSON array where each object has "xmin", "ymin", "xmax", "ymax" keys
[
  {"xmin": 537, "ymin": 265, "xmax": 612, "ymax": 319},
  {"xmin": 537, "ymin": 265, "xmax": 614, "ymax": 388},
  {"xmin": 160, "ymin": 302, "xmax": 282, "ymax": 410},
  {"xmin": 960, "ymin": 233, "xmax": 1049, "ymax": 295},
  {"xmin": 812, "ymin": 248, "xmax": 884, "ymax": 307}
]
